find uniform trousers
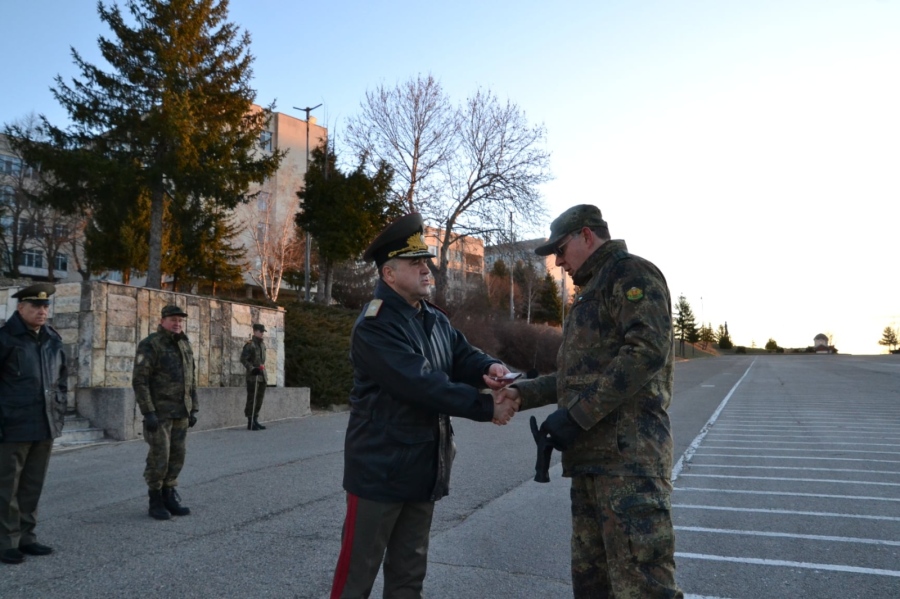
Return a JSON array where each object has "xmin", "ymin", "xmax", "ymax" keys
[
  {"xmin": 143, "ymin": 417, "xmax": 189, "ymax": 490},
  {"xmin": 330, "ymin": 493, "xmax": 434, "ymax": 599},
  {"xmin": 244, "ymin": 377, "xmax": 266, "ymax": 418},
  {"xmin": 570, "ymin": 474, "xmax": 682, "ymax": 599},
  {"xmin": 0, "ymin": 440, "xmax": 53, "ymax": 550}
]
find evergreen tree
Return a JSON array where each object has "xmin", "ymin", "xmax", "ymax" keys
[
  {"xmin": 673, "ymin": 295, "xmax": 698, "ymax": 357},
  {"xmin": 716, "ymin": 323, "xmax": 733, "ymax": 350},
  {"xmin": 7, "ymin": 0, "xmax": 283, "ymax": 289},
  {"xmin": 531, "ymin": 272, "xmax": 562, "ymax": 326},
  {"xmin": 296, "ymin": 145, "xmax": 401, "ymax": 304},
  {"xmin": 878, "ymin": 326, "xmax": 899, "ymax": 352}
]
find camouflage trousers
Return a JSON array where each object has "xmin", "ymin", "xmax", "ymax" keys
[
  {"xmin": 143, "ymin": 417, "xmax": 189, "ymax": 491},
  {"xmin": 244, "ymin": 377, "xmax": 266, "ymax": 418},
  {"xmin": 570, "ymin": 474, "xmax": 682, "ymax": 599}
]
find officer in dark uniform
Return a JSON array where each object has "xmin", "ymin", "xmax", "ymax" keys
[
  {"xmin": 240, "ymin": 323, "xmax": 267, "ymax": 430},
  {"xmin": 0, "ymin": 283, "xmax": 67, "ymax": 565},
  {"xmin": 329, "ymin": 213, "xmax": 520, "ymax": 599}
]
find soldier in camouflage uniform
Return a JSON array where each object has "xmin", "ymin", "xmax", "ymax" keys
[
  {"xmin": 132, "ymin": 305, "xmax": 199, "ymax": 520},
  {"xmin": 240, "ymin": 323, "xmax": 267, "ymax": 431},
  {"xmin": 498, "ymin": 205, "xmax": 683, "ymax": 598}
]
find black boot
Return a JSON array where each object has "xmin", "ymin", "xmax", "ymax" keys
[
  {"xmin": 148, "ymin": 489, "xmax": 171, "ymax": 520},
  {"xmin": 247, "ymin": 417, "xmax": 253, "ymax": 430},
  {"xmin": 252, "ymin": 417, "xmax": 266, "ymax": 430},
  {"xmin": 162, "ymin": 487, "xmax": 191, "ymax": 516}
]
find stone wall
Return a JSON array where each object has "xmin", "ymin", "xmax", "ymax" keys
[{"xmin": 0, "ymin": 281, "xmax": 290, "ymax": 416}]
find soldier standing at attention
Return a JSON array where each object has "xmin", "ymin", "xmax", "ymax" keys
[
  {"xmin": 497, "ymin": 205, "xmax": 683, "ymax": 598},
  {"xmin": 0, "ymin": 283, "xmax": 67, "ymax": 565},
  {"xmin": 241, "ymin": 323, "xmax": 267, "ymax": 431},
  {"xmin": 132, "ymin": 304, "xmax": 198, "ymax": 520}
]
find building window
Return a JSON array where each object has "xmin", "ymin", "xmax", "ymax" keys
[
  {"xmin": 427, "ymin": 244, "xmax": 438, "ymax": 259},
  {"xmin": 0, "ymin": 185, "xmax": 14, "ymax": 205},
  {"xmin": 0, "ymin": 156, "xmax": 34, "ymax": 178},
  {"xmin": 54, "ymin": 253, "xmax": 68, "ymax": 272},
  {"xmin": 20, "ymin": 249, "xmax": 43, "ymax": 268},
  {"xmin": 257, "ymin": 221, "xmax": 268, "ymax": 240},
  {"xmin": 259, "ymin": 131, "xmax": 273, "ymax": 152}
]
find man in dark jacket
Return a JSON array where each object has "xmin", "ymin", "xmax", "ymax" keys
[
  {"xmin": 497, "ymin": 205, "xmax": 683, "ymax": 598},
  {"xmin": 132, "ymin": 304, "xmax": 198, "ymax": 520},
  {"xmin": 0, "ymin": 283, "xmax": 67, "ymax": 565},
  {"xmin": 330, "ymin": 214, "xmax": 519, "ymax": 599},
  {"xmin": 240, "ymin": 323, "xmax": 267, "ymax": 431}
]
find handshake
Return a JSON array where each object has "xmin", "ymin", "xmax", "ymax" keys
[{"xmin": 482, "ymin": 365, "xmax": 522, "ymax": 425}]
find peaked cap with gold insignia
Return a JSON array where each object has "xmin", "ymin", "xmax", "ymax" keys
[
  {"xmin": 12, "ymin": 283, "xmax": 56, "ymax": 306},
  {"xmin": 363, "ymin": 213, "xmax": 436, "ymax": 268}
]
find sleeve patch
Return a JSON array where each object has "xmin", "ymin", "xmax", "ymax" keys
[
  {"xmin": 364, "ymin": 299, "xmax": 383, "ymax": 319},
  {"xmin": 625, "ymin": 287, "xmax": 644, "ymax": 302},
  {"xmin": 136, "ymin": 354, "xmax": 145, "ymax": 365}
]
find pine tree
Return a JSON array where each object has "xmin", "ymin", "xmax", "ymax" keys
[
  {"xmin": 878, "ymin": 326, "xmax": 899, "ymax": 352},
  {"xmin": 8, "ymin": 0, "xmax": 282, "ymax": 289},
  {"xmin": 532, "ymin": 272, "xmax": 563, "ymax": 326},
  {"xmin": 673, "ymin": 295, "xmax": 698, "ymax": 357}
]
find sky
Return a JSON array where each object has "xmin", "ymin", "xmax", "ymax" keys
[{"xmin": 2, "ymin": 0, "xmax": 899, "ymax": 354}]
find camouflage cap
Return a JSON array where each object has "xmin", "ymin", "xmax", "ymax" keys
[
  {"xmin": 363, "ymin": 213, "xmax": 436, "ymax": 267},
  {"xmin": 252, "ymin": 323, "xmax": 266, "ymax": 333},
  {"xmin": 534, "ymin": 204, "xmax": 608, "ymax": 256},
  {"xmin": 161, "ymin": 304, "xmax": 188, "ymax": 318},
  {"xmin": 12, "ymin": 283, "xmax": 56, "ymax": 305}
]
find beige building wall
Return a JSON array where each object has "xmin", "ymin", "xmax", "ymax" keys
[{"xmin": 424, "ymin": 226, "xmax": 485, "ymax": 303}]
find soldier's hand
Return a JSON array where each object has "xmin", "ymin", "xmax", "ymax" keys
[
  {"xmin": 144, "ymin": 413, "xmax": 160, "ymax": 433},
  {"xmin": 539, "ymin": 408, "xmax": 582, "ymax": 452},
  {"xmin": 251, "ymin": 367, "xmax": 262, "ymax": 376},
  {"xmin": 188, "ymin": 414, "xmax": 197, "ymax": 428}
]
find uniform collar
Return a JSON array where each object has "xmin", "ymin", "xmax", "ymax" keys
[
  {"xmin": 572, "ymin": 239, "xmax": 628, "ymax": 287},
  {"xmin": 157, "ymin": 325, "xmax": 187, "ymax": 342},
  {"xmin": 374, "ymin": 279, "xmax": 431, "ymax": 322},
  {"xmin": 6, "ymin": 312, "xmax": 45, "ymax": 338}
]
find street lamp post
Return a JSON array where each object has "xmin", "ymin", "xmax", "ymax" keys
[{"xmin": 293, "ymin": 103, "xmax": 322, "ymax": 302}]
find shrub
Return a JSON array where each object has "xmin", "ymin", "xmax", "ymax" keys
[
  {"xmin": 735, "ymin": 346, "xmax": 747, "ymax": 354},
  {"xmin": 492, "ymin": 320, "xmax": 561, "ymax": 374}
]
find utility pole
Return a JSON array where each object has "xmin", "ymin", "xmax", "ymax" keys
[
  {"xmin": 293, "ymin": 103, "xmax": 322, "ymax": 302},
  {"xmin": 509, "ymin": 211, "xmax": 515, "ymax": 321}
]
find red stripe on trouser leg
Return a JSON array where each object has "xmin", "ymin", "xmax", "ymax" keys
[{"xmin": 330, "ymin": 493, "xmax": 359, "ymax": 599}]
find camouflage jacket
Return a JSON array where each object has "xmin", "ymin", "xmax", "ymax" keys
[
  {"xmin": 515, "ymin": 240, "xmax": 675, "ymax": 478},
  {"xmin": 240, "ymin": 337, "xmax": 267, "ymax": 383},
  {"xmin": 132, "ymin": 326, "xmax": 198, "ymax": 419}
]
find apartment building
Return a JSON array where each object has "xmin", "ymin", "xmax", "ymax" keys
[{"xmin": 484, "ymin": 237, "xmax": 574, "ymax": 307}]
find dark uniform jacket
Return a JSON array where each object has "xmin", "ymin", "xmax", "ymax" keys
[
  {"xmin": 240, "ymin": 338, "xmax": 267, "ymax": 383},
  {"xmin": 0, "ymin": 312, "xmax": 68, "ymax": 442},
  {"xmin": 132, "ymin": 326, "xmax": 198, "ymax": 419},
  {"xmin": 343, "ymin": 280, "xmax": 499, "ymax": 503},
  {"xmin": 516, "ymin": 240, "xmax": 675, "ymax": 479}
]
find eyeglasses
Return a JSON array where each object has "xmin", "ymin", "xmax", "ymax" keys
[{"xmin": 553, "ymin": 233, "xmax": 576, "ymax": 258}]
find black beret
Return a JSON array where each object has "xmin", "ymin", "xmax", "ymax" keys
[{"xmin": 363, "ymin": 213, "xmax": 436, "ymax": 268}]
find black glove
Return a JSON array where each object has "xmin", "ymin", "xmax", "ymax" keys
[
  {"xmin": 250, "ymin": 367, "xmax": 262, "ymax": 376},
  {"xmin": 539, "ymin": 408, "xmax": 582, "ymax": 452},
  {"xmin": 188, "ymin": 414, "xmax": 197, "ymax": 428},
  {"xmin": 144, "ymin": 412, "xmax": 159, "ymax": 433}
]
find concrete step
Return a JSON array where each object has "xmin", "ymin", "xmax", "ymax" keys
[{"xmin": 54, "ymin": 414, "xmax": 111, "ymax": 448}]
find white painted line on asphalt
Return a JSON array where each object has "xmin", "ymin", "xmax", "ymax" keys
[
  {"xmin": 708, "ymin": 433, "xmax": 900, "ymax": 439},
  {"xmin": 674, "ymin": 504, "xmax": 900, "ymax": 522},
  {"xmin": 700, "ymin": 440, "xmax": 900, "ymax": 447},
  {"xmin": 672, "ymin": 359, "xmax": 756, "ymax": 482},
  {"xmin": 685, "ymin": 595, "xmax": 732, "ymax": 599},
  {"xmin": 680, "ymin": 473, "xmax": 900, "ymax": 486},
  {"xmin": 712, "ymin": 425, "xmax": 900, "ymax": 432},
  {"xmin": 687, "ymin": 464, "xmax": 900, "ymax": 475},
  {"xmin": 701, "ymin": 384, "xmax": 715, "ymax": 387},
  {"xmin": 696, "ymin": 453, "xmax": 900, "ymax": 464},
  {"xmin": 675, "ymin": 525, "xmax": 900, "ymax": 547},
  {"xmin": 676, "ymin": 552, "xmax": 900, "ymax": 578},
  {"xmin": 699, "ymin": 446, "xmax": 900, "ymax": 455},
  {"xmin": 674, "ymin": 486, "xmax": 900, "ymax": 502}
]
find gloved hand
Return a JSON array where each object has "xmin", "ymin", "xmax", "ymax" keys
[
  {"xmin": 188, "ymin": 414, "xmax": 197, "ymax": 428},
  {"xmin": 539, "ymin": 408, "xmax": 582, "ymax": 452},
  {"xmin": 250, "ymin": 367, "xmax": 262, "ymax": 376},
  {"xmin": 144, "ymin": 412, "xmax": 159, "ymax": 433}
]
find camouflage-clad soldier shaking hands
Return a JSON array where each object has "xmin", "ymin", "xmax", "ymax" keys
[
  {"xmin": 497, "ymin": 205, "xmax": 684, "ymax": 598},
  {"xmin": 0, "ymin": 283, "xmax": 67, "ymax": 565},
  {"xmin": 132, "ymin": 304, "xmax": 198, "ymax": 521},
  {"xmin": 240, "ymin": 323, "xmax": 267, "ymax": 431}
]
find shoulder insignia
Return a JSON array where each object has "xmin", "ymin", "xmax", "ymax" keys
[
  {"xmin": 625, "ymin": 287, "xmax": 644, "ymax": 302},
  {"xmin": 364, "ymin": 299, "xmax": 383, "ymax": 319}
]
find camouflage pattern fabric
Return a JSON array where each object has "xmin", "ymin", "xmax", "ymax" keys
[
  {"xmin": 132, "ymin": 326, "xmax": 198, "ymax": 419},
  {"xmin": 570, "ymin": 475, "xmax": 681, "ymax": 598},
  {"xmin": 515, "ymin": 240, "xmax": 675, "ymax": 479},
  {"xmin": 143, "ymin": 417, "xmax": 189, "ymax": 490}
]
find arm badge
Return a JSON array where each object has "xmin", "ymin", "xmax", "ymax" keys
[{"xmin": 625, "ymin": 287, "xmax": 644, "ymax": 302}]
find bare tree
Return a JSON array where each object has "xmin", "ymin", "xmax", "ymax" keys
[
  {"xmin": 239, "ymin": 190, "xmax": 304, "ymax": 303},
  {"xmin": 345, "ymin": 74, "xmax": 455, "ymax": 213},
  {"xmin": 0, "ymin": 117, "xmax": 44, "ymax": 277}
]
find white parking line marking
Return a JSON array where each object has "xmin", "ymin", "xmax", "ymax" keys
[
  {"xmin": 672, "ymin": 360, "xmax": 756, "ymax": 481},
  {"xmin": 674, "ymin": 487, "xmax": 900, "ymax": 502},
  {"xmin": 676, "ymin": 552, "xmax": 900, "ymax": 578},
  {"xmin": 679, "ymin": 473, "xmax": 900, "ymax": 486},
  {"xmin": 696, "ymin": 453, "xmax": 900, "ymax": 464},
  {"xmin": 699, "ymin": 446, "xmax": 900, "ymax": 455},
  {"xmin": 676, "ymin": 526, "xmax": 900, "ymax": 546},
  {"xmin": 686, "ymin": 464, "xmax": 900, "ymax": 475},
  {"xmin": 674, "ymin": 504, "xmax": 900, "ymax": 522},
  {"xmin": 702, "ymin": 440, "xmax": 900, "ymax": 447}
]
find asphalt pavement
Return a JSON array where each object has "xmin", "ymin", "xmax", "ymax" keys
[{"xmin": 0, "ymin": 355, "xmax": 897, "ymax": 599}]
